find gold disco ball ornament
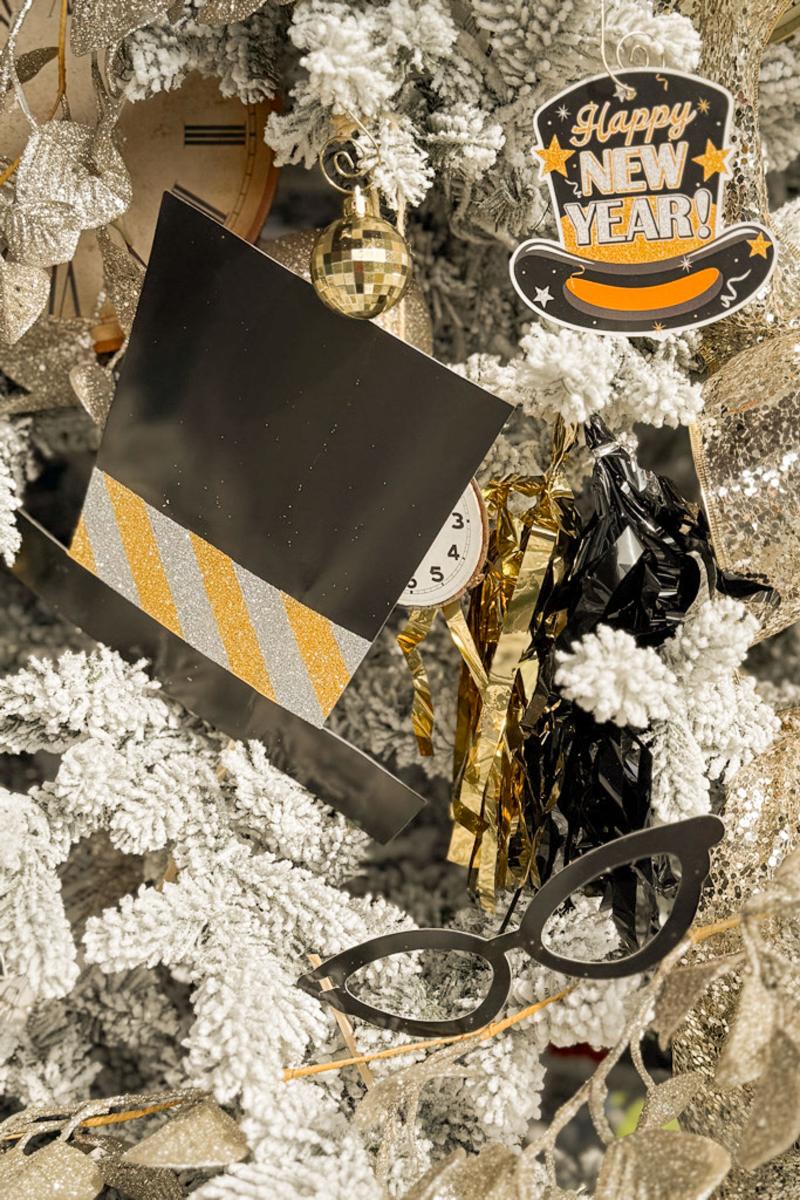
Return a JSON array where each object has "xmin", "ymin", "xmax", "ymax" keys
[{"xmin": 310, "ymin": 186, "xmax": 412, "ymax": 320}]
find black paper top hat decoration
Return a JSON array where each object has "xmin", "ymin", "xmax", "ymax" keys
[
  {"xmin": 510, "ymin": 69, "xmax": 776, "ymax": 336},
  {"xmin": 14, "ymin": 194, "xmax": 510, "ymax": 841}
]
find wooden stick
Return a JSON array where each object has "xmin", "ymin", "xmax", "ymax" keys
[
  {"xmin": 283, "ymin": 986, "xmax": 574, "ymax": 1082},
  {"xmin": 307, "ymin": 954, "xmax": 374, "ymax": 1088},
  {"xmin": 1, "ymin": 1098, "xmax": 184, "ymax": 1142}
]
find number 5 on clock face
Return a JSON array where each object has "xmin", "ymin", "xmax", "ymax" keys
[{"xmin": 398, "ymin": 481, "xmax": 488, "ymax": 609}]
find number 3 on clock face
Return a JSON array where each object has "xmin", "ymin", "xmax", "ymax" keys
[{"xmin": 398, "ymin": 481, "xmax": 488, "ymax": 609}]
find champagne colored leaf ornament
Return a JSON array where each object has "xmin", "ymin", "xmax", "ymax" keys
[
  {"xmin": 1, "ymin": 1140, "xmax": 104, "ymax": 1200},
  {"xmin": 2, "ymin": 199, "xmax": 83, "ymax": 267},
  {"xmin": 70, "ymin": 0, "xmax": 172, "ymax": 55},
  {"xmin": 401, "ymin": 1145, "xmax": 519, "ymax": 1200},
  {"xmin": 96, "ymin": 228, "xmax": 145, "ymax": 335},
  {"xmin": 14, "ymin": 46, "xmax": 59, "ymax": 86},
  {"xmin": 640, "ymin": 1073, "xmax": 705, "ymax": 1131},
  {"xmin": 0, "ymin": 258, "xmax": 50, "ymax": 345},
  {"xmin": 121, "ymin": 1100, "xmax": 248, "ymax": 1169},
  {"xmin": 714, "ymin": 973, "xmax": 776, "ymax": 1088},
  {"xmin": 69, "ymin": 361, "xmax": 116, "ymax": 427},
  {"xmin": 15, "ymin": 120, "xmax": 132, "ymax": 235},
  {"xmin": 737, "ymin": 1030, "xmax": 800, "ymax": 1170},
  {"xmin": 594, "ymin": 1129, "xmax": 731, "ymax": 1200},
  {"xmin": 98, "ymin": 1155, "xmax": 184, "ymax": 1200},
  {"xmin": 652, "ymin": 955, "xmax": 743, "ymax": 1050}
]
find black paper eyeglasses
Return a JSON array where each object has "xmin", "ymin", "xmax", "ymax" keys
[{"xmin": 297, "ymin": 815, "xmax": 724, "ymax": 1038}]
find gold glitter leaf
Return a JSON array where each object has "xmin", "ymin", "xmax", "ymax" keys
[
  {"xmin": 0, "ymin": 258, "xmax": 50, "ymax": 345},
  {"xmin": 652, "ymin": 954, "xmax": 743, "ymax": 1050},
  {"xmin": 594, "ymin": 1129, "xmax": 731, "ymax": 1200},
  {"xmin": 98, "ymin": 1155, "xmax": 183, "ymax": 1200},
  {"xmin": 70, "ymin": 0, "xmax": 172, "ymax": 55},
  {"xmin": 401, "ymin": 1145, "xmax": 520, "ymax": 1200},
  {"xmin": 737, "ymin": 1030, "xmax": 800, "ymax": 1170},
  {"xmin": 14, "ymin": 46, "xmax": 59, "ymax": 86},
  {"xmin": 0, "ymin": 1140, "xmax": 104, "ymax": 1199},
  {"xmin": 640, "ymin": 1073, "xmax": 705, "ymax": 1131},
  {"xmin": 715, "ymin": 973, "xmax": 776, "ymax": 1089},
  {"xmin": 121, "ymin": 1100, "xmax": 248, "ymax": 1169}
]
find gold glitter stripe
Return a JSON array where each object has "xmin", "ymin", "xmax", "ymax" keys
[
  {"xmin": 189, "ymin": 532, "xmax": 276, "ymax": 701},
  {"xmin": 281, "ymin": 593, "xmax": 350, "ymax": 717},
  {"xmin": 103, "ymin": 476, "xmax": 183, "ymax": 638},
  {"xmin": 70, "ymin": 516, "xmax": 96, "ymax": 574}
]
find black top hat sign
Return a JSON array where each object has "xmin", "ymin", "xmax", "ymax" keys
[
  {"xmin": 511, "ymin": 69, "xmax": 776, "ymax": 335},
  {"xmin": 13, "ymin": 194, "xmax": 510, "ymax": 840}
]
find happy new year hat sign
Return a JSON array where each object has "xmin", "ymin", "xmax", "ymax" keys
[
  {"xmin": 510, "ymin": 69, "xmax": 776, "ymax": 335},
  {"xmin": 54, "ymin": 194, "xmax": 510, "ymax": 838}
]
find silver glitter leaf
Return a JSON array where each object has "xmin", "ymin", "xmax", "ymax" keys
[
  {"xmin": 0, "ymin": 258, "xmax": 50, "ymax": 345},
  {"xmin": 715, "ymin": 972, "xmax": 776, "ymax": 1089},
  {"xmin": 737, "ymin": 1029, "xmax": 800, "ymax": 1170},
  {"xmin": 594, "ymin": 1129, "xmax": 731, "ymax": 1200},
  {"xmin": 122, "ymin": 1100, "xmax": 248, "ymax": 1169},
  {"xmin": 70, "ymin": 361, "xmax": 115, "ymax": 427},
  {"xmin": 197, "ymin": 1, "xmax": 269, "ymax": 21},
  {"xmin": 0, "ymin": 1140, "xmax": 104, "ymax": 1199},
  {"xmin": 71, "ymin": 0, "xmax": 173, "ymax": 55},
  {"xmin": 2, "ymin": 199, "xmax": 83, "ymax": 267},
  {"xmin": 653, "ymin": 954, "xmax": 743, "ymax": 1050},
  {"xmin": 97, "ymin": 228, "xmax": 144, "ymax": 333},
  {"xmin": 16, "ymin": 120, "xmax": 132, "ymax": 235},
  {"xmin": 640, "ymin": 1072, "xmax": 704, "ymax": 1131}
]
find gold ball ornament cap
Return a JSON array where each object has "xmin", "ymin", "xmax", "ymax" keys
[{"xmin": 310, "ymin": 188, "xmax": 412, "ymax": 320}]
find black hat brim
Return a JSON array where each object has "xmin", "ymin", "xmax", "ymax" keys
[{"xmin": 510, "ymin": 224, "xmax": 776, "ymax": 335}]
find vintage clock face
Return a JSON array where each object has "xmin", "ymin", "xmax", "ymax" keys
[
  {"xmin": 0, "ymin": 3, "xmax": 279, "ymax": 324},
  {"xmin": 398, "ymin": 480, "xmax": 488, "ymax": 608}
]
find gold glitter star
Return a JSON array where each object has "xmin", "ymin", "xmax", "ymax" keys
[
  {"xmin": 652, "ymin": 321, "xmax": 665, "ymax": 333},
  {"xmin": 747, "ymin": 231, "xmax": 772, "ymax": 259},
  {"xmin": 0, "ymin": 316, "xmax": 96, "ymax": 416},
  {"xmin": 692, "ymin": 139, "xmax": 731, "ymax": 181},
  {"xmin": 698, "ymin": 98, "xmax": 710, "ymax": 114},
  {"xmin": 534, "ymin": 134, "xmax": 575, "ymax": 177}
]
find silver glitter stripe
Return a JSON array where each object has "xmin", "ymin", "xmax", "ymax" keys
[
  {"xmin": 332, "ymin": 625, "xmax": 371, "ymax": 675},
  {"xmin": 234, "ymin": 562, "xmax": 324, "ymax": 727},
  {"xmin": 81, "ymin": 469, "xmax": 138, "ymax": 605},
  {"xmin": 145, "ymin": 506, "xmax": 229, "ymax": 671}
]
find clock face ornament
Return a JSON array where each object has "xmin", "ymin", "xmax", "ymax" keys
[
  {"xmin": 0, "ymin": 5, "xmax": 278, "ymax": 328},
  {"xmin": 398, "ymin": 480, "xmax": 488, "ymax": 608},
  {"xmin": 510, "ymin": 69, "xmax": 776, "ymax": 336}
]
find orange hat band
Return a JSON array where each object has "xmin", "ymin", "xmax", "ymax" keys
[{"xmin": 565, "ymin": 267, "xmax": 720, "ymax": 316}]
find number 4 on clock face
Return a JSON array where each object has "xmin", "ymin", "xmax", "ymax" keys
[{"xmin": 397, "ymin": 481, "xmax": 488, "ymax": 609}]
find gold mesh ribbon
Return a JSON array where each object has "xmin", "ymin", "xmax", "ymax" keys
[{"xmin": 448, "ymin": 423, "xmax": 577, "ymax": 911}]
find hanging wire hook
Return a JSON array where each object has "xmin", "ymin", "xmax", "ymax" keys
[
  {"xmin": 599, "ymin": 0, "xmax": 636, "ymax": 102},
  {"xmin": 318, "ymin": 110, "xmax": 382, "ymax": 195}
]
